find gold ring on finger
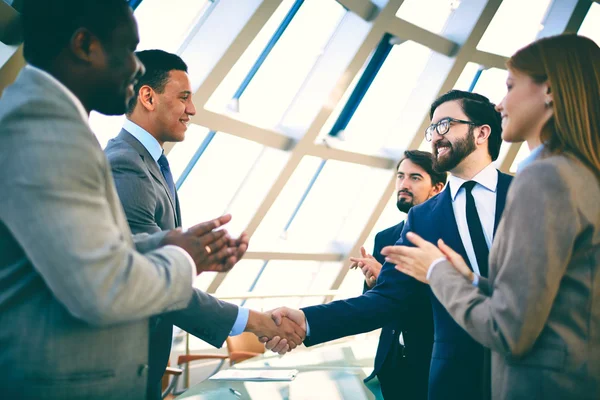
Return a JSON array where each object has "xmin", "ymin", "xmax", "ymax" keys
[{"xmin": 205, "ymin": 245, "xmax": 212, "ymax": 254}]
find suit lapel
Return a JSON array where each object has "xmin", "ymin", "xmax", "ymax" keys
[
  {"xmin": 435, "ymin": 186, "xmax": 472, "ymax": 270},
  {"xmin": 118, "ymin": 130, "xmax": 180, "ymax": 226},
  {"xmin": 493, "ymin": 170, "xmax": 513, "ymax": 234}
]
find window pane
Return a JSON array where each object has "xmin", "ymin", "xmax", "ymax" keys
[
  {"xmin": 168, "ymin": 124, "xmax": 210, "ymax": 182},
  {"xmin": 242, "ymin": 261, "xmax": 343, "ymax": 311},
  {"xmin": 471, "ymin": 67, "xmax": 507, "ymax": 105},
  {"xmin": 237, "ymin": 0, "xmax": 346, "ymax": 127},
  {"xmin": 178, "ymin": 133, "xmax": 289, "ymax": 236},
  {"xmin": 320, "ymin": 41, "xmax": 433, "ymax": 155},
  {"xmin": 90, "ymin": 114, "xmax": 125, "ymax": 149},
  {"xmin": 477, "ymin": 0, "xmax": 552, "ymax": 57},
  {"xmin": 579, "ymin": 3, "xmax": 600, "ymax": 46},
  {"xmin": 134, "ymin": 0, "xmax": 212, "ymax": 53},
  {"xmin": 250, "ymin": 158, "xmax": 392, "ymax": 253},
  {"xmin": 509, "ymin": 142, "xmax": 531, "ymax": 173},
  {"xmin": 396, "ymin": 0, "xmax": 459, "ymax": 34},
  {"xmin": 452, "ymin": 62, "xmax": 482, "ymax": 92}
]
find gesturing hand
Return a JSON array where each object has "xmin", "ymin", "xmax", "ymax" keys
[
  {"xmin": 160, "ymin": 214, "xmax": 237, "ymax": 274},
  {"xmin": 350, "ymin": 246, "xmax": 382, "ymax": 288},
  {"xmin": 438, "ymin": 239, "xmax": 474, "ymax": 283},
  {"xmin": 380, "ymin": 232, "xmax": 444, "ymax": 284}
]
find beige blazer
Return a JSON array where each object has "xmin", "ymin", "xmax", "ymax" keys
[
  {"xmin": 0, "ymin": 67, "xmax": 196, "ymax": 399},
  {"xmin": 429, "ymin": 155, "xmax": 600, "ymax": 399}
]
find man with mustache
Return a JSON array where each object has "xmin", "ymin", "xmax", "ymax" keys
[
  {"xmin": 349, "ymin": 150, "xmax": 445, "ymax": 399},
  {"xmin": 105, "ymin": 49, "xmax": 305, "ymax": 400},
  {"xmin": 264, "ymin": 90, "xmax": 510, "ymax": 400}
]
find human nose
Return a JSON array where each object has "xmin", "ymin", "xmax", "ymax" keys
[
  {"xmin": 496, "ymin": 97, "xmax": 505, "ymax": 113},
  {"xmin": 187, "ymin": 99, "xmax": 197, "ymax": 116}
]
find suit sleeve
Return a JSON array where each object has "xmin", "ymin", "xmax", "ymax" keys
[
  {"xmin": 107, "ymin": 152, "xmax": 162, "ymax": 234},
  {"xmin": 303, "ymin": 213, "xmax": 428, "ymax": 345},
  {"xmin": 0, "ymin": 117, "xmax": 194, "ymax": 327},
  {"xmin": 429, "ymin": 162, "xmax": 579, "ymax": 356},
  {"xmin": 164, "ymin": 288, "xmax": 239, "ymax": 348},
  {"xmin": 361, "ymin": 231, "xmax": 384, "ymax": 294}
]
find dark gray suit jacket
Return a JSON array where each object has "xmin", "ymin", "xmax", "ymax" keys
[{"xmin": 105, "ymin": 130, "xmax": 238, "ymax": 399}]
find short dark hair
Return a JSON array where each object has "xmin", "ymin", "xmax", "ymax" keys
[
  {"xmin": 397, "ymin": 150, "xmax": 447, "ymax": 186},
  {"xmin": 22, "ymin": 0, "xmax": 131, "ymax": 67},
  {"xmin": 429, "ymin": 90, "xmax": 502, "ymax": 161},
  {"xmin": 126, "ymin": 49, "xmax": 189, "ymax": 115}
]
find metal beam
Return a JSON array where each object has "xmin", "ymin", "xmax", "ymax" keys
[
  {"xmin": 306, "ymin": 144, "xmax": 396, "ymax": 169},
  {"xmin": 499, "ymin": 142, "xmax": 521, "ymax": 173},
  {"xmin": 243, "ymin": 252, "xmax": 343, "ymax": 261},
  {"xmin": 0, "ymin": 45, "xmax": 24, "ymax": 97},
  {"xmin": 336, "ymin": 0, "xmax": 380, "ymax": 21},
  {"xmin": 387, "ymin": 18, "xmax": 459, "ymax": 57},
  {"xmin": 471, "ymin": 50, "xmax": 508, "ymax": 70}
]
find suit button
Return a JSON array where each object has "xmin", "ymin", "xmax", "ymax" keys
[
  {"xmin": 391, "ymin": 330, "xmax": 395, "ymax": 334},
  {"xmin": 138, "ymin": 364, "xmax": 148, "ymax": 377}
]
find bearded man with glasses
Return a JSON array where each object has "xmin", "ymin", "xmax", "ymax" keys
[{"xmin": 263, "ymin": 90, "xmax": 512, "ymax": 400}]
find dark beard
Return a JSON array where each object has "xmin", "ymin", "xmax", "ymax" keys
[
  {"xmin": 433, "ymin": 128, "xmax": 477, "ymax": 172},
  {"xmin": 396, "ymin": 198, "xmax": 413, "ymax": 213}
]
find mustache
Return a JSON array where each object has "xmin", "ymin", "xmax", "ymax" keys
[
  {"xmin": 434, "ymin": 139, "xmax": 452, "ymax": 151},
  {"xmin": 398, "ymin": 190, "xmax": 413, "ymax": 197}
]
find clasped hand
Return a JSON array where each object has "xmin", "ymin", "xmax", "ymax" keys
[
  {"xmin": 160, "ymin": 214, "xmax": 249, "ymax": 275},
  {"xmin": 246, "ymin": 309, "xmax": 306, "ymax": 355}
]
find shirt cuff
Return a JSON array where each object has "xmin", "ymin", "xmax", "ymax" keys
[
  {"xmin": 230, "ymin": 306, "xmax": 250, "ymax": 336},
  {"xmin": 426, "ymin": 257, "xmax": 447, "ymax": 280},
  {"xmin": 472, "ymin": 273, "xmax": 480, "ymax": 287},
  {"xmin": 305, "ymin": 320, "xmax": 311, "ymax": 337},
  {"xmin": 164, "ymin": 245, "xmax": 196, "ymax": 281}
]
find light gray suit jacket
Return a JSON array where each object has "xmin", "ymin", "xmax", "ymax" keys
[
  {"xmin": 0, "ymin": 67, "xmax": 194, "ymax": 399},
  {"xmin": 104, "ymin": 130, "xmax": 238, "ymax": 398},
  {"xmin": 429, "ymin": 155, "xmax": 600, "ymax": 399}
]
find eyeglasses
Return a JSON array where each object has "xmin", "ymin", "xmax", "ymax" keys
[{"xmin": 425, "ymin": 117, "xmax": 478, "ymax": 142}]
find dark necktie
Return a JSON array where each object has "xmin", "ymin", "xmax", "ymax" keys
[
  {"xmin": 461, "ymin": 181, "xmax": 489, "ymax": 277},
  {"xmin": 157, "ymin": 153, "xmax": 177, "ymax": 201}
]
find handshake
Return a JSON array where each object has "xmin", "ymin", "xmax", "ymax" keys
[{"xmin": 246, "ymin": 307, "xmax": 308, "ymax": 355}]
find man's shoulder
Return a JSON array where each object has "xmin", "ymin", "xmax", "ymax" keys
[
  {"xmin": 376, "ymin": 221, "xmax": 405, "ymax": 239},
  {"xmin": 105, "ymin": 138, "xmax": 149, "ymax": 176}
]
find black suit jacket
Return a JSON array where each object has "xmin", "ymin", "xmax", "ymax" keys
[
  {"xmin": 302, "ymin": 171, "xmax": 512, "ymax": 400},
  {"xmin": 364, "ymin": 221, "xmax": 433, "ymax": 400},
  {"xmin": 105, "ymin": 130, "xmax": 238, "ymax": 400}
]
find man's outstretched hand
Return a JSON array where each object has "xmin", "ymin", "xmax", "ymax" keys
[{"xmin": 245, "ymin": 310, "xmax": 305, "ymax": 355}]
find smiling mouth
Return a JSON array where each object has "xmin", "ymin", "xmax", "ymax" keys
[
  {"xmin": 437, "ymin": 146, "xmax": 450, "ymax": 158},
  {"xmin": 179, "ymin": 119, "xmax": 190, "ymax": 127}
]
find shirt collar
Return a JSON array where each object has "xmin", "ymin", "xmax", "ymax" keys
[
  {"xmin": 25, "ymin": 64, "xmax": 89, "ymax": 125},
  {"xmin": 448, "ymin": 162, "xmax": 498, "ymax": 201},
  {"xmin": 122, "ymin": 119, "xmax": 163, "ymax": 162},
  {"xmin": 517, "ymin": 144, "xmax": 545, "ymax": 172}
]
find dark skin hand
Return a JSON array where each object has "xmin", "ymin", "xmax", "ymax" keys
[{"xmin": 160, "ymin": 214, "xmax": 241, "ymax": 274}]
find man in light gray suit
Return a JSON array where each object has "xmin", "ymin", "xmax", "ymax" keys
[
  {"xmin": 0, "ymin": 1, "xmax": 304, "ymax": 399},
  {"xmin": 104, "ymin": 49, "xmax": 258, "ymax": 400}
]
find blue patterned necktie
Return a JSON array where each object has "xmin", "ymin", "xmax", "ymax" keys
[{"xmin": 157, "ymin": 153, "xmax": 176, "ymax": 201}]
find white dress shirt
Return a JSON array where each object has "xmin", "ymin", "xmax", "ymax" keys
[{"xmin": 427, "ymin": 163, "xmax": 498, "ymax": 283}]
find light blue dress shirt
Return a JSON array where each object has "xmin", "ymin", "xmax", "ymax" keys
[{"xmin": 122, "ymin": 119, "xmax": 249, "ymax": 336}]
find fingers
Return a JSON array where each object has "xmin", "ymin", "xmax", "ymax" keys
[
  {"xmin": 406, "ymin": 232, "xmax": 431, "ymax": 248},
  {"xmin": 270, "ymin": 308, "xmax": 285, "ymax": 326},
  {"xmin": 271, "ymin": 338, "xmax": 288, "ymax": 354},
  {"xmin": 395, "ymin": 264, "xmax": 426, "ymax": 283},
  {"xmin": 187, "ymin": 214, "xmax": 232, "ymax": 237},
  {"xmin": 265, "ymin": 336, "xmax": 281, "ymax": 351},
  {"xmin": 202, "ymin": 231, "xmax": 229, "ymax": 253},
  {"xmin": 437, "ymin": 239, "xmax": 472, "ymax": 279},
  {"xmin": 360, "ymin": 246, "xmax": 367, "ymax": 258}
]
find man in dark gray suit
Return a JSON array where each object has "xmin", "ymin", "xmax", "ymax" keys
[
  {"xmin": 104, "ymin": 50, "xmax": 281, "ymax": 400},
  {"xmin": 0, "ymin": 2, "xmax": 303, "ymax": 399}
]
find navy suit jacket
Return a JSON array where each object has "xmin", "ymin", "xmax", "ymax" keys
[
  {"xmin": 364, "ymin": 221, "xmax": 433, "ymax": 399},
  {"xmin": 303, "ymin": 170, "xmax": 513, "ymax": 400}
]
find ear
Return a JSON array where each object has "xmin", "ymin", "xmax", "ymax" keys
[
  {"xmin": 431, "ymin": 182, "xmax": 444, "ymax": 196},
  {"xmin": 475, "ymin": 124, "xmax": 491, "ymax": 146},
  {"xmin": 138, "ymin": 86, "xmax": 156, "ymax": 111},
  {"xmin": 70, "ymin": 28, "xmax": 103, "ymax": 64},
  {"xmin": 544, "ymin": 83, "xmax": 553, "ymax": 107}
]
